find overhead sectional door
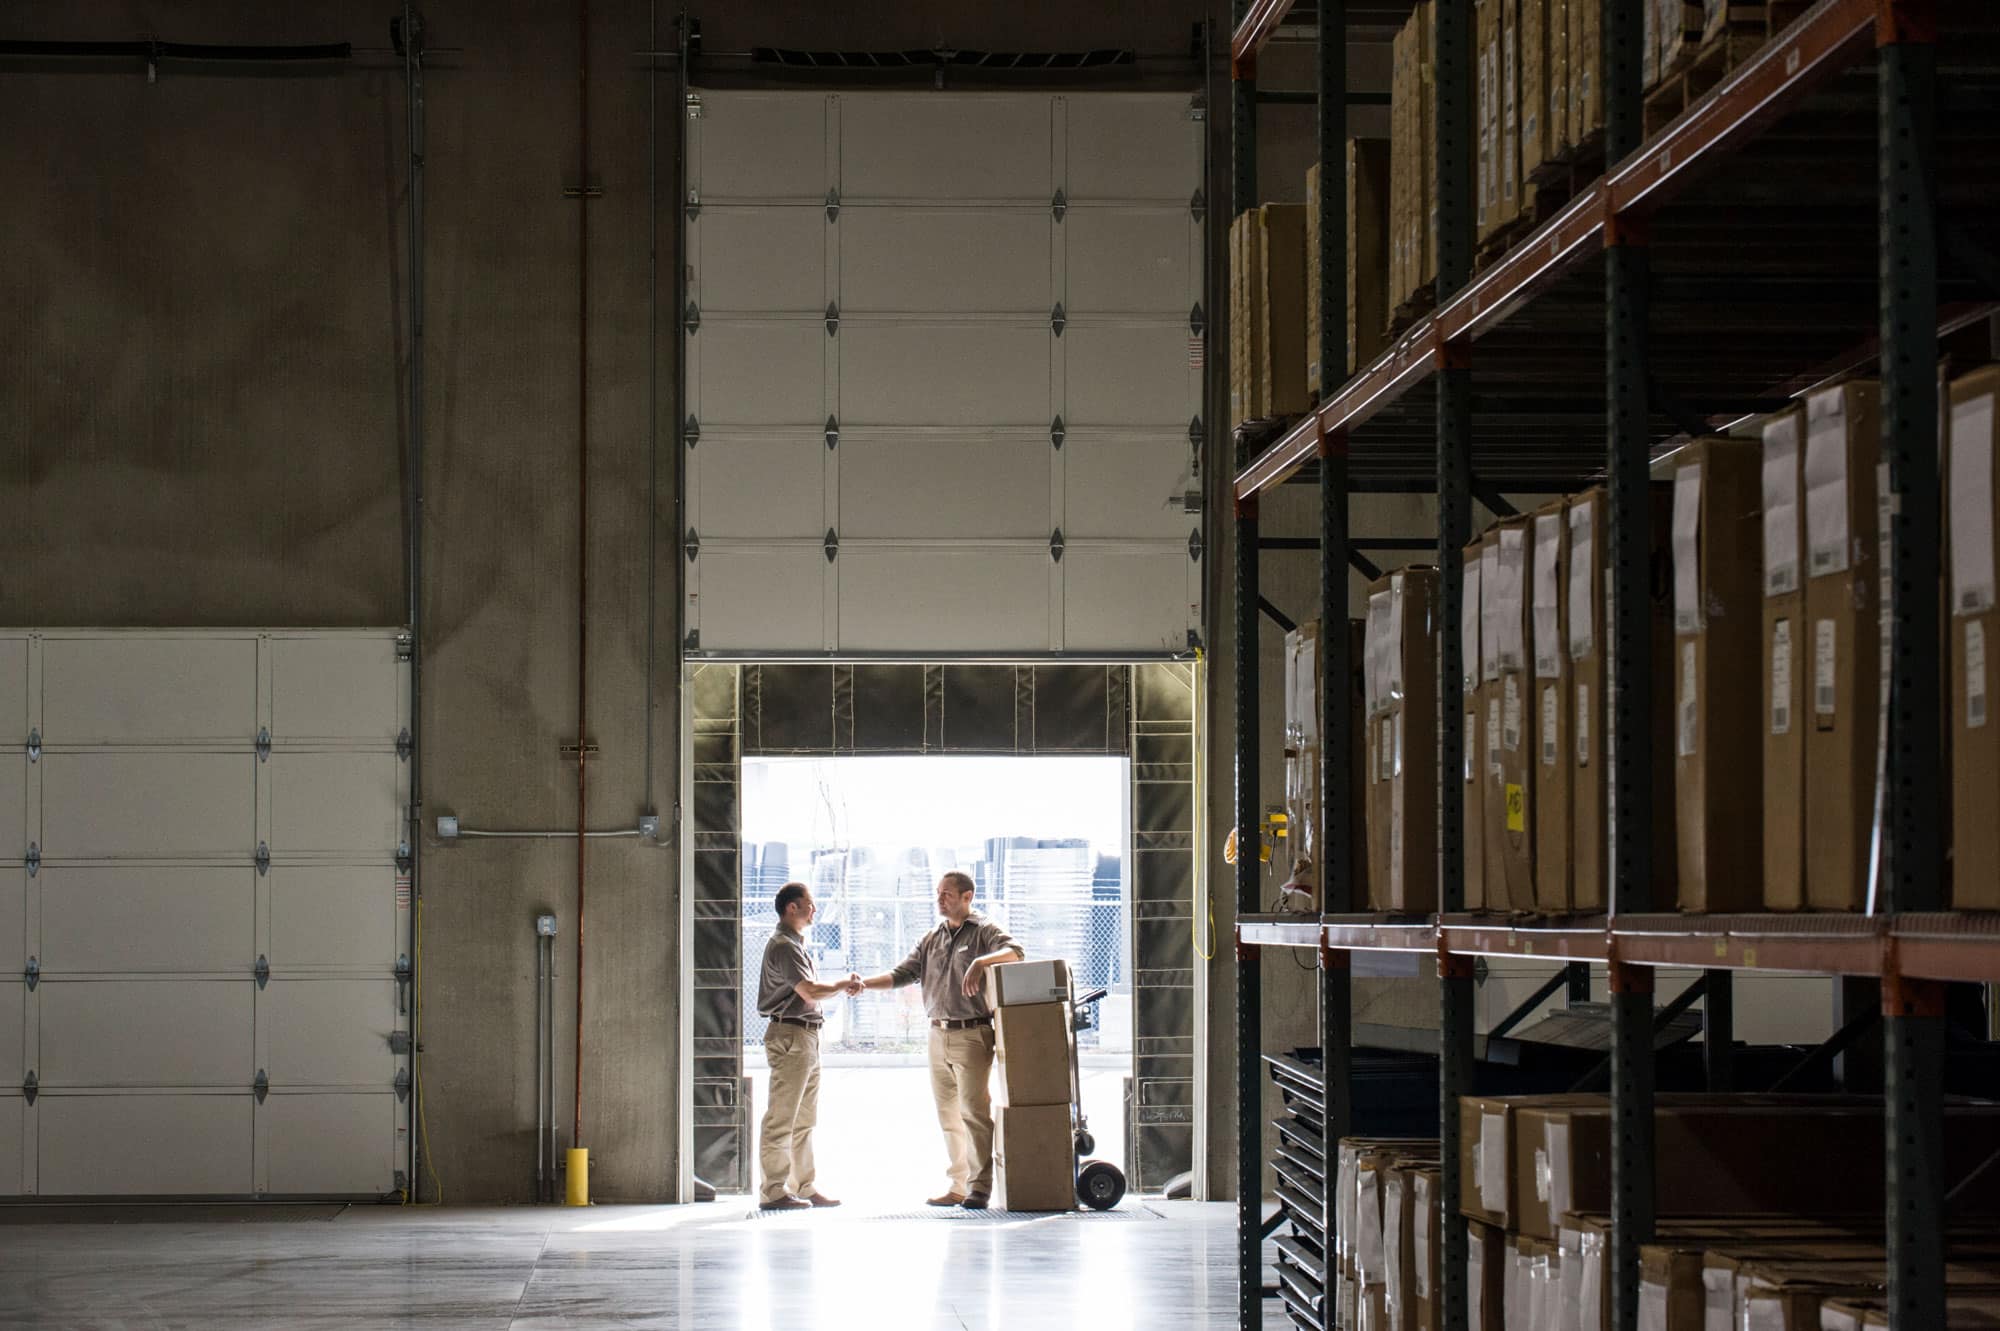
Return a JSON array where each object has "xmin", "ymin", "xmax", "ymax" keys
[
  {"xmin": 684, "ymin": 90, "xmax": 1205, "ymax": 657},
  {"xmin": 0, "ymin": 630, "xmax": 411, "ymax": 1199}
]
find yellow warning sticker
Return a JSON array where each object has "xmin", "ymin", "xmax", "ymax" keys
[{"xmin": 1505, "ymin": 783, "xmax": 1525, "ymax": 832}]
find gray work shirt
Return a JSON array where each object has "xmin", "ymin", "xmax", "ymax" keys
[
  {"xmin": 758, "ymin": 925, "xmax": 823, "ymax": 1026},
  {"xmin": 889, "ymin": 911, "xmax": 1023, "ymax": 1021}
]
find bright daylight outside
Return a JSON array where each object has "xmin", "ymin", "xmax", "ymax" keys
[{"xmin": 740, "ymin": 754, "xmax": 1131, "ymax": 1206}]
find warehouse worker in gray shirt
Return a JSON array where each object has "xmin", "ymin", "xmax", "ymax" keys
[
  {"xmin": 854, "ymin": 870, "xmax": 1023, "ymax": 1208},
  {"xmin": 757, "ymin": 882, "xmax": 861, "ymax": 1212}
]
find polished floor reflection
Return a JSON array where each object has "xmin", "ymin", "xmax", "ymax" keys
[{"xmin": 0, "ymin": 1199, "xmax": 1295, "ymax": 1329}]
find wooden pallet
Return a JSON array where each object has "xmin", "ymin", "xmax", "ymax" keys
[
  {"xmin": 1644, "ymin": 29, "xmax": 1766, "ymax": 139},
  {"xmin": 1528, "ymin": 128, "xmax": 1607, "ymax": 200},
  {"xmin": 1386, "ymin": 282, "xmax": 1436, "ymax": 340}
]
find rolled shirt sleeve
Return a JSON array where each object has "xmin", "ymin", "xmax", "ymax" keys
[
  {"xmin": 977, "ymin": 919, "xmax": 1023, "ymax": 961},
  {"xmin": 888, "ymin": 936, "xmax": 928, "ymax": 989}
]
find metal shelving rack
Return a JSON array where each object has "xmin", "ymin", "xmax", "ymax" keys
[{"xmin": 1226, "ymin": 2, "xmax": 2000, "ymax": 1330}]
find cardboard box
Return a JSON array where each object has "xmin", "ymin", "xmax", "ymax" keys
[
  {"xmin": 1347, "ymin": 138, "xmax": 1392, "ymax": 379},
  {"xmin": 1228, "ymin": 205, "xmax": 1309, "ymax": 427},
  {"xmin": 1468, "ymin": 1219, "xmax": 1507, "ymax": 1331},
  {"xmin": 1520, "ymin": 0, "xmax": 1549, "ymax": 181},
  {"xmin": 1546, "ymin": 0, "xmax": 1570, "ymax": 156},
  {"xmin": 1824, "ymin": 1295, "xmax": 2000, "ymax": 1330},
  {"xmin": 1412, "ymin": 1168, "xmax": 1443, "ymax": 1331},
  {"xmin": 1462, "ymin": 541, "xmax": 1488, "ymax": 910},
  {"xmin": 1459, "ymin": 1093, "xmax": 1601, "ymax": 1229},
  {"xmin": 1476, "ymin": 0, "xmax": 1499, "ymax": 239},
  {"xmin": 1365, "ymin": 570, "xmax": 1440, "ymax": 911},
  {"xmin": 1285, "ymin": 619, "xmax": 1370, "ymax": 907},
  {"xmin": 992, "ymin": 1001, "xmax": 1072, "ymax": 1107},
  {"xmin": 1477, "ymin": 533, "xmax": 1508, "ymax": 902},
  {"xmin": 992, "ymin": 1103, "xmax": 1074, "ymax": 1212},
  {"xmin": 1483, "ymin": 519, "xmax": 1537, "ymax": 910},
  {"xmin": 984, "ymin": 958, "xmax": 1070, "ymax": 1008},
  {"xmin": 1640, "ymin": 1241, "xmax": 1707, "ymax": 1331},
  {"xmin": 1418, "ymin": 2, "xmax": 1437, "ymax": 289},
  {"xmin": 1390, "ymin": 17, "xmax": 1411, "ymax": 308},
  {"xmin": 1951, "ymin": 365, "xmax": 2000, "ymax": 908},
  {"xmin": 1228, "ymin": 211, "xmax": 1253, "ymax": 428},
  {"xmin": 1803, "ymin": 382, "xmax": 1882, "ymax": 910},
  {"xmin": 1569, "ymin": 0, "xmax": 1601, "ymax": 146},
  {"xmin": 1672, "ymin": 439, "xmax": 1765, "ymax": 911},
  {"xmin": 1384, "ymin": 1166, "xmax": 1421, "ymax": 1331},
  {"xmin": 1761, "ymin": 408, "xmax": 1808, "ymax": 910},
  {"xmin": 1531, "ymin": 500, "xmax": 1573, "ymax": 911},
  {"xmin": 1499, "ymin": 0, "xmax": 1521, "ymax": 232}
]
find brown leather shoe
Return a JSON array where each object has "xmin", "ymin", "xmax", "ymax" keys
[
  {"xmin": 926, "ymin": 1191, "xmax": 967, "ymax": 1207},
  {"xmin": 759, "ymin": 1195, "xmax": 810, "ymax": 1211},
  {"xmin": 804, "ymin": 1192, "xmax": 842, "ymax": 1208},
  {"xmin": 961, "ymin": 1193, "xmax": 990, "ymax": 1210}
]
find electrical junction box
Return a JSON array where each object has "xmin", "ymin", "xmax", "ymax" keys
[{"xmin": 536, "ymin": 915, "xmax": 558, "ymax": 937}]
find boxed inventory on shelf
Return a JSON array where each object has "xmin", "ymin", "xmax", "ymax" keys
[
  {"xmin": 1363, "ymin": 567, "xmax": 1440, "ymax": 912},
  {"xmin": 1950, "ymin": 364, "xmax": 2000, "ymax": 909},
  {"xmin": 1531, "ymin": 500, "xmax": 1573, "ymax": 912},
  {"xmin": 1305, "ymin": 141, "xmax": 1391, "ymax": 397},
  {"xmin": 1477, "ymin": 531, "xmax": 1508, "ymax": 903},
  {"xmin": 1227, "ymin": 203, "xmax": 1307, "ymax": 428},
  {"xmin": 1484, "ymin": 519, "xmax": 1537, "ymax": 911},
  {"xmin": 1390, "ymin": 2, "xmax": 1436, "ymax": 313},
  {"xmin": 1462, "ymin": 541, "xmax": 1489, "ymax": 910},
  {"xmin": 1283, "ymin": 618, "xmax": 1369, "ymax": 905},
  {"xmin": 1823, "ymin": 1294, "xmax": 2000, "ymax": 1329},
  {"xmin": 1762, "ymin": 406, "xmax": 1808, "ymax": 910},
  {"xmin": 1672, "ymin": 438, "xmax": 1765, "ymax": 911}
]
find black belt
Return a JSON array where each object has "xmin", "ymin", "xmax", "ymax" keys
[
  {"xmin": 931, "ymin": 1016, "xmax": 993, "ymax": 1030},
  {"xmin": 767, "ymin": 1016, "xmax": 822, "ymax": 1030}
]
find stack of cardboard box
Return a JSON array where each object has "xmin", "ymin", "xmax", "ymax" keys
[
  {"xmin": 1330, "ymin": 1137, "xmax": 1442, "ymax": 1331},
  {"xmin": 1948, "ymin": 365, "xmax": 2000, "ymax": 908},
  {"xmin": 1362, "ymin": 567, "xmax": 1440, "ymax": 912},
  {"xmin": 986, "ymin": 959, "xmax": 1076, "ymax": 1213},
  {"xmin": 1284, "ymin": 619, "xmax": 1369, "ymax": 905},
  {"xmin": 1306, "ymin": 142, "xmax": 1392, "ymax": 398},
  {"xmin": 1228, "ymin": 203, "xmax": 1308, "ymax": 430},
  {"xmin": 1389, "ymin": 3, "xmax": 1436, "ymax": 316}
]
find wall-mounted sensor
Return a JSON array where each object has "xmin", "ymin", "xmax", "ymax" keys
[
  {"xmin": 436, "ymin": 815, "xmax": 459, "ymax": 839},
  {"xmin": 536, "ymin": 914, "xmax": 558, "ymax": 937},
  {"xmin": 639, "ymin": 814, "xmax": 662, "ymax": 840}
]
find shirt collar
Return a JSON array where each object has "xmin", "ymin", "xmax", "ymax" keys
[{"xmin": 778, "ymin": 922, "xmax": 806, "ymax": 940}]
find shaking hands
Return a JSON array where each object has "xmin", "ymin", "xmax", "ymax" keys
[{"xmin": 841, "ymin": 973, "xmax": 864, "ymax": 997}]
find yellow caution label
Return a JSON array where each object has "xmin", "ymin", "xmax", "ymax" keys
[{"xmin": 1504, "ymin": 783, "xmax": 1525, "ymax": 833}]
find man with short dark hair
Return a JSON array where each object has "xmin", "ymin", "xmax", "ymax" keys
[
  {"xmin": 854, "ymin": 870, "xmax": 1023, "ymax": 1208},
  {"xmin": 756, "ymin": 881, "xmax": 859, "ymax": 1211}
]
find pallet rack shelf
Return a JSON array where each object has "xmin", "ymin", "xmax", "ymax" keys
[{"xmin": 1225, "ymin": 2, "xmax": 2000, "ymax": 1331}]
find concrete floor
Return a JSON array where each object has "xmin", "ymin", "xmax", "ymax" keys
[{"xmin": 0, "ymin": 1200, "xmax": 1295, "ymax": 1329}]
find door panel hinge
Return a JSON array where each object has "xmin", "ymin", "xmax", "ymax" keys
[
  {"xmin": 254, "ymin": 955, "xmax": 270, "ymax": 989},
  {"xmin": 683, "ymin": 415, "xmax": 700, "ymax": 449},
  {"xmin": 395, "ymin": 954, "xmax": 413, "ymax": 1016},
  {"xmin": 824, "ymin": 529, "xmax": 839, "ymax": 563},
  {"xmin": 824, "ymin": 188, "xmax": 840, "ymax": 223},
  {"xmin": 684, "ymin": 528, "xmax": 700, "ymax": 562},
  {"xmin": 1189, "ymin": 302, "xmax": 1206, "ymax": 339},
  {"xmin": 397, "ymin": 842, "xmax": 414, "ymax": 875},
  {"xmin": 1051, "ymin": 303, "xmax": 1067, "ymax": 337},
  {"xmin": 1050, "ymin": 528, "xmax": 1066, "ymax": 563},
  {"xmin": 685, "ymin": 91, "xmax": 703, "ymax": 119},
  {"xmin": 1187, "ymin": 628, "xmax": 1204, "ymax": 652},
  {"xmin": 25, "ymin": 843, "xmax": 37, "ymax": 878},
  {"xmin": 25, "ymin": 729, "xmax": 39, "ymax": 763},
  {"xmin": 1190, "ymin": 187, "xmax": 1206, "ymax": 223},
  {"xmin": 684, "ymin": 301, "xmax": 700, "ymax": 335},
  {"xmin": 394, "ymin": 1067, "xmax": 412, "ymax": 1104},
  {"xmin": 255, "ymin": 842, "xmax": 270, "ymax": 876},
  {"xmin": 395, "ymin": 632, "xmax": 414, "ymax": 662},
  {"xmin": 1051, "ymin": 416, "xmax": 1066, "ymax": 450},
  {"xmin": 24, "ymin": 957, "xmax": 38, "ymax": 992},
  {"xmin": 824, "ymin": 416, "xmax": 840, "ymax": 450},
  {"xmin": 397, "ymin": 728, "xmax": 413, "ymax": 762},
  {"xmin": 1189, "ymin": 415, "xmax": 1205, "ymax": 451},
  {"xmin": 1187, "ymin": 94, "xmax": 1206, "ymax": 121},
  {"xmin": 22, "ymin": 1071, "xmax": 35, "ymax": 1106},
  {"xmin": 824, "ymin": 303, "xmax": 840, "ymax": 337},
  {"xmin": 683, "ymin": 628, "xmax": 700, "ymax": 653},
  {"xmin": 1189, "ymin": 529, "xmax": 1205, "ymax": 562},
  {"xmin": 684, "ymin": 189, "xmax": 700, "ymax": 220},
  {"xmin": 253, "ymin": 1069, "xmax": 269, "ymax": 1104},
  {"xmin": 256, "ymin": 727, "xmax": 271, "ymax": 762},
  {"xmin": 1051, "ymin": 188, "xmax": 1067, "ymax": 222},
  {"xmin": 389, "ymin": 1030, "xmax": 412, "ymax": 1055}
]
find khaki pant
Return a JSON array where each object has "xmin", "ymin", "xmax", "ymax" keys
[
  {"xmin": 759, "ymin": 1023, "xmax": 820, "ymax": 1203},
  {"xmin": 928, "ymin": 1024, "xmax": 996, "ymax": 1196}
]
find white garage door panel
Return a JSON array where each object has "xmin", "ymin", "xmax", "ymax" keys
[
  {"xmin": 1064, "ymin": 438, "xmax": 1197, "ymax": 540},
  {"xmin": 270, "ymin": 753, "xmax": 400, "ymax": 856},
  {"xmin": 839, "ymin": 548, "xmax": 1048, "ymax": 651},
  {"xmin": 41, "ymin": 981, "xmax": 252, "ymax": 1086},
  {"xmin": 1064, "ymin": 324, "xmax": 1197, "ymax": 427},
  {"xmin": 696, "ymin": 94, "xmax": 826, "ymax": 200},
  {"xmin": 693, "ymin": 549, "xmax": 827, "ymax": 652},
  {"xmin": 842, "ymin": 209, "xmax": 1049, "ymax": 313},
  {"xmin": 266, "ymin": 1094, "xmax": 397, "ymax": 1195},
  {"xmin": 1066, "ymin": 97, "xmax": 1201, "ymax": 201},
  {"xmin": 842, "ymin": 96, "xmax": 1049, "ymax": 200},
  {"xmin": 40, "ymin": 1094, "xmax": 252, "ymax": 1196},
  {"xmin": 694, "ymin": 435, "xmax": 826, "ymax": 539},
  {"xmin": 0, "ymin": 869, "xmax": 20, "ymax": 975},
  {"xmin": 42, "ymin": 752, "xmax": 252, "ymax": 859},
  {"xmin": 1066, "ymin": 209, "xmax": 1192, "ymax": 314},
  {"xmin": 0, "ymin": 1097, "xmax": 20, "ymax": 1195},
  {"xmin": 40, "ymin": 868, "xmax": 255, "ymax": 973},
  {"xmin": 0, "ymin": 756, "xmax": 22, "ymax": 860},
  {"xmin": 842, "ymin": 324, "xmax": 1048, "ymax": 427},
  {"xmin": 840, "ymin": 437, "xmax": 1049, "ymax": 540},
  {"xmin": 0, "ymin": 984, "xmax": 20, "ymax": 1088},
  {"xmin": 692, "ymin": 210, "xmax": 824, "ymax": 313},
  {"xmin": 0, "ymin": 637, "xmax": 26, "ymax": 742},
  {"xmin": 1065, "ymin": 549, "xmax": 1196, "ymax": 652},
  {"xmin": 266, "ymin": 981, "xmax": 395, "ymax": 1086},
  {"xmin": 692, "ymin": 322, "xmax": 825, "ymax": 427},
  {"xmin": 43, "ymin": 637, "xmax": 256, "ymax": 744},
  {"xmin": 271, "ymin": 637, "xmax": 403, "ymax": 746},
  {"xmin": 272, "ymin": 867, "xmax": 396, "ymax": 970}
]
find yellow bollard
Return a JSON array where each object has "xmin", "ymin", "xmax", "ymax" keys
[{"xmin": 565, "ymin": 1148, "xmax": 589, "ymax": 1206}]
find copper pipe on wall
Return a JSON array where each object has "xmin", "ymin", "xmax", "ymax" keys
[{"xmin": 573, "ymin": 0, "xmax": 591, "ymax": 1154}]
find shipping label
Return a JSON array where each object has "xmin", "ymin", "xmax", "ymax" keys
[
  {"xmin": 1771, "ymin": 619, "xmax": 1792, "ymax": 736},
  {"xmin": 1677, "ymin": 640, "xmax": 1698, "ymax": 758},
  {"xmin": 1815, "ymin": 618, "xmax": 1837, "ymax": 719},
  {"xmin": 1542, "ymin": 686, "xmax": 1558, "ymax": 766},
  {"xmin": 1971, "ymin": 621, "xmax": 1989, "ymax": 730},
  {"xmin": 1575, "ymin": 683, "xmax": 1590, "ymax": 768}
]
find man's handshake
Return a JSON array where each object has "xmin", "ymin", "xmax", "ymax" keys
[{"xmin": 840, "ymin": 973, "xmax": 864, "ymax": 997}]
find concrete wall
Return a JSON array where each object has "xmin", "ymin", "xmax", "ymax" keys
[{"xmin": 1, "ymin": 0, "xmax": 1227, "ymax": 1204}]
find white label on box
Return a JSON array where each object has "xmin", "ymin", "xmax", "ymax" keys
[
  {"xmin": 1479, "ymin": 1111, "xmax": 1508, "ymax": 1214},
  {"xmin": 1815, "ymin": 618, "xmax": 1837, "ymax": 717},
  {"xmin": 1381, "ymin": 717, "xmax": 1395, "ymax": 783},
  {"xmin": 1568, "ymin": 500, "xmax": 1595, "ymax": 660},
  {"xmin": 1391, "ymin": 775, "xmax": 1405, "ymax": 896},
  {"xmin": 1464, "ymin": 555, "xmax": 1484, "ymax": 694},
  {"xmin": 1970, "ymin": 621, "xmax": 1988, "ymax": 730},
  {"xmin": 1804, "ymin": 390, "xmax": 1852, "ymax": 577},
  {"xmin": 1951, "ymin": 394, "xmax": 1997, "ymax": 615},
  {"xmin": 1466, "ymin": 708, "xmax": 1478, "ymax": 783},
  {"xmin": 1542, "ymin": 686, "xmax": 1559, "ymax": 766},
  {"xmin": 1489, "ymin": 697, "xmax": 1503, "ymax": 777},
  {"xmin": 1678, "ymin": 640, "xmax": 1698, "ymax": 758},
  {"xmin": 1393, "ymin": 709, "xmax": 1405, "ymax": 779},
  {"xmin": 1366, "ymin": 588, "xmax": 1394, "ymax": 716},
  {"xmin": 1482, "ymin": 544, "xmax": 1503, "ymax": 681},
  {"xmin": 1761, "ymin": 412, "xmax": 1801, "ymax": 595},
  {"xmin": 1545, "ymin": 1120, "xmax": 1573, "ymax": 1218},
  {"xmin": 1496, "ymin": 527, "xmax": 1528, "ymax": 671},
  {"xmin": 1771, "ymin": 620, "xmax": 1792, "ymax": 736},
  {"xmin": 1534, "ymin": 511, "xmax": 1563, "ymax": 678},
  {"xmin": 1388, "ymin": 572, "xmax": 1410, "ymax": 701},
  {"xmin": 1638, "ymin": 1280, "xmax": 1669, "ymax": 1331},
  {"xmin": 1576, "ymin": 683, "xmax": 1591, "ymax": 768},
  {"xmin": 1414, "ymin": 1180, "xmax": 1435, "ymax": 1300},
  {"xmin": 1357, "ymin": 1168, "xmax": 1385, "ymax": 1279},
  {"xmin": 1673, "ymin": 463, "xmax": 1703, "ymax": 633},
  {"xmin": 1503, "ymin": 674, "xmax": 1522, "ymax": 752}
]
